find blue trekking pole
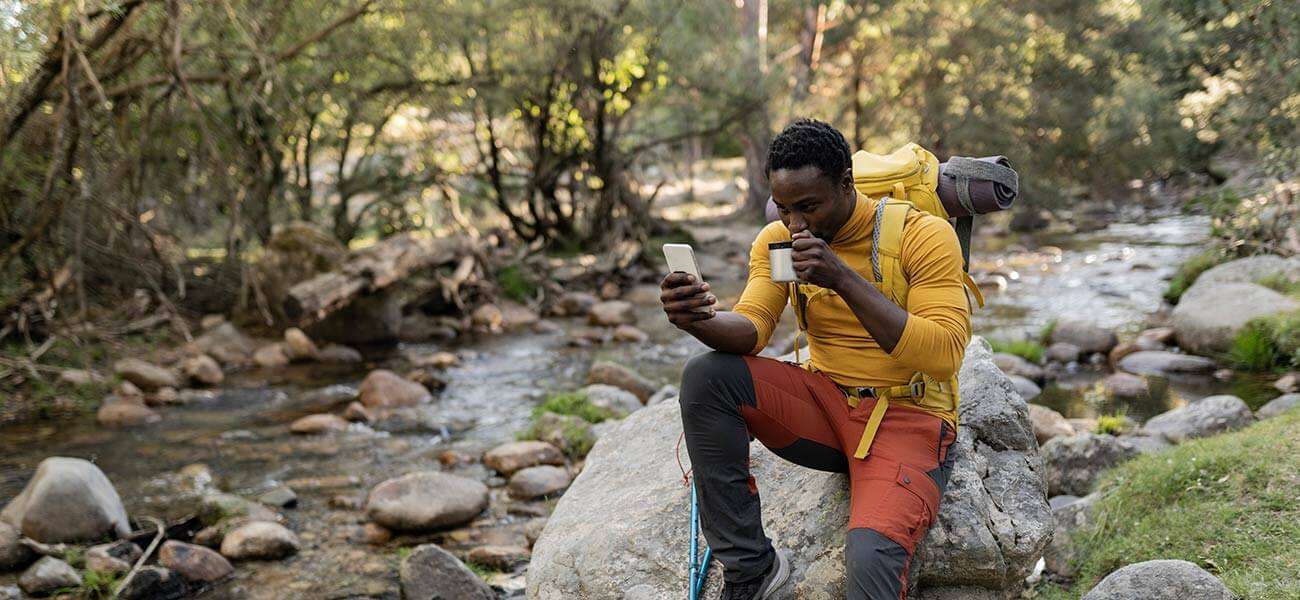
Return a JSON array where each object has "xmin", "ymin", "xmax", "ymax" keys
[{"xmin": 688, "ymin": 479, "xmax": 713, "ymax": 600}]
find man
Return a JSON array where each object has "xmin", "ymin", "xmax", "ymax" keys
[{"xmin": 661, "ymin": 119, "xmax": 971, "ymax": 600}]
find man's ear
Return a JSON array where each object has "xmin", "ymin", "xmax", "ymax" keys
[{"xmin": 840, "ymin": 167, "xmax": 854, "ymax": 193}]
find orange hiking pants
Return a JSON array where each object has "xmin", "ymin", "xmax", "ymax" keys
[{"xmin": 679, "ymin": 351, "xmax": 956, "ymax": 600}]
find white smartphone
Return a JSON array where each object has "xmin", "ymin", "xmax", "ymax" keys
[{"xmin": 663, "ymin": 243, "xmax": 710, "ymax": 313}]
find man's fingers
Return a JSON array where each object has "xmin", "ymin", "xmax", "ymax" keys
[
  {"xmin": 661, "ymin": 272, "xmax": 696, "ymax": 289},
  {"xmin": 663, "ymin": 294, "xmax": 715, "ymax": 313},
  {"xmin": 791, "ymin": 237, "xmax": 823, "ymax": 252}
]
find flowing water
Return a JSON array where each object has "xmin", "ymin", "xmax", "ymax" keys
[{"xmin": 0, "ymin": 208, "xmax": 1273, "ymax": 598}]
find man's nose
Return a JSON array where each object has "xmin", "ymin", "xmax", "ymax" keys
[{"xmin": 788, "ymin": 217, "xmax": 808, "ymax": 234}]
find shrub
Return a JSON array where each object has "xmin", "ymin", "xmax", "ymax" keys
[
  {"xmin": 988, "ymin": 338, "xmax": 1045, "ymax": 364},
  {"xmin": 497, "ymin": 264, "xmax": 538, "ymax": 303},
  {"xmin": 1230, "ymin": 311, "xmax": 1300, "ymax": 372},
  {"xmin": 1164, "ymin": 248, "xmax": 1228, "ymax": 304},
  {"xmin": 531, "ymin": 391, "xmax": 613, "ymax": 424}
]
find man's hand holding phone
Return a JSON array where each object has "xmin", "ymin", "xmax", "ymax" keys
[{"xmin": 660, "ymin": 272, "xmax": 716, "ymax": 329}]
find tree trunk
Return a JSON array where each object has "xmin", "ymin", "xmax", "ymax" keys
[{"xmin": 739, "ymin": 0, "xmax": 771, "ymax": 217}]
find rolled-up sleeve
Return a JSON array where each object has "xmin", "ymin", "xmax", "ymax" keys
[
  {"xmin": 732, "ymin": 225, "xmax": 790, "ymax": 354},
  {"xmin": 886, "ymin": 215, "xmax": 972, "ymax": 381}
]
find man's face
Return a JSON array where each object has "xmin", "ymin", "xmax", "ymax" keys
[{"xmin": 770, "ymin": 165, "xmax": 854, "ymax": 241}]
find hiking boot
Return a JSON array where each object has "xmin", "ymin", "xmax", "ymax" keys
[{"xmin": 720, "ymin": 548, "xmax": 790, "ymax": 600}]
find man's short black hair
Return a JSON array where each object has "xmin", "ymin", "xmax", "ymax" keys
[{"xmin": 766, "ymin": 118, "xmax": 852, "ymax": 182}]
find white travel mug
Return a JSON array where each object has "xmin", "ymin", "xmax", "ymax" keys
[{"xmin": 769, "ymin": 241, "xmax": 796, "ymax": 283}]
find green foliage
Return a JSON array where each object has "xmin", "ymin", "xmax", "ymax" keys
[
  {"xmin": 1050, "ymin": 410, "xmax": 1300, "ymax": 598},
  {"xmin": 1230, "ymin": 312, "xmax": 1300, "ymax": 372},
  {"xmin": 465, "ymin": 560, "xmax": 500, "ymax": 581},
  {"xmin": 1164, "ymin": 249, "xmax": 1229, "ymax": 304},
  {"xmin": 1255, "ymin": 273, "xmax": 1300, "ymax": 297},
  {"xmin": 79, "ymin": 569, "xmax": 121, "ymax": 599},
  {"xmin": 1094, "ymin": 414, "xmax": 1128, "ymax": 436},
  {"xmin": 1038, "ymin": 319, "xmax": 1058, "ymax": 345},
  {"xmin": 517, "ymin": 414, "xmax": 597, "ymax": 460},
  {"xmin": 988, "ymin": 338, "xmax": 1045, "ymax": 364},
  {"xmin": 497, "ymin": 265, "xmax": 539, "ymax": 304},
  {"xmin": 531, "ymin": 391, "xmax": 612, "ymax": 425}
]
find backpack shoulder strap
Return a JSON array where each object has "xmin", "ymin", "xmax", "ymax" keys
[{"xmin": 871, "ymin": 198, "xmax": 913, "ymax": 306}]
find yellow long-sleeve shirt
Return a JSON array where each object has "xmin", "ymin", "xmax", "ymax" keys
[{"xmin": 732, "ymin": 193, "xmax": 972, "ymax": 427}]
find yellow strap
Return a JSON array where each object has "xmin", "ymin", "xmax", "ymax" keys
[
  {"xmin": 961, "ymin": 271, "xmax": 986, "ymax": 308},
  {"xmin": 878, "ymin": 202, "xmax": 911, "ymax": 305},
  {"xmin": 892, "ymin": 182, "xmax": 906, "ymax": 200},
  {"xmin": 854, "ymin": 396, "xmax": 889, "ymax": 459}
]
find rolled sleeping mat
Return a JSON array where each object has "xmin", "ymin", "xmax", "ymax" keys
[
  {"xmin": 937, "ymin": 155, "xmax": 1019, "ymax": 218},
  {"xmin": 764, "ymin": 195, "xmax": 781, "ymax": 223}
]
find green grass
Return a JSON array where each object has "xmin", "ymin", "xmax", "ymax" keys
[
  {"xmin": 1254, "ymin": 273, "xmax": 1300, "ymax": 296},
  {"xmin": 1164, "ymin": 248, "xmax": 1229, "ymax": 304},
  {"xmin": 1094, "ymin": 414, "xmax": 1128, "ymax": 435},
  {"xmin": 79, "ymin": 569, "xmax": 121, "ymax": 599},
  {"xmin": 1230, "ymin": 311, "xmax": 1300, "ymax": 372},
  {"xmin": 466, "ymin": 560, "xmax": 501, "ymax": 581},
  {"xmin": 1038, "ymin": 319, "xmax": 1059, "ymax": 344},
  {"xmin": 497, "ymin": 264, "xmax": 538, "ymax": 303},
  {"xmin": 988, "ymin": 337, "xmax": 1045, "ymax": 364},
  {"xmin": 1040, "ymin": 409, "xmax": 1300, "ymax": 599},
  {"xmin": 531, "ymin": 391, "xmax": 612, "ymax": 424}
]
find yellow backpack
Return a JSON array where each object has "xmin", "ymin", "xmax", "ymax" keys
[{"xmin": 850, "ymin": 142, "xmax": 985, "ymax": 310}]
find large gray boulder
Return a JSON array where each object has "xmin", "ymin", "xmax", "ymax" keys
[
  {"xmin": 1041, "ymin": 433, "xmax": 1139, "ymax": 497},
  {"xmin": 1172, "ymin": 282, "xmax": 1299, "ymax": 354},
  {"xmin": 1141, "ymin": 395, "xmax": 1254, "ymax": 443},
  {"xmin": 1081, "ymin": 559, "xmax": 1233, "ymax": 600},
  {"xmin": 1257, "ymin": 393, "xmax": 1300, "ymax": 419},
  {"xmin": 1, "ymin": 457, "xmax": 131, "ymax": 543},
  {"xmin": 1190, "ymin": 254, "xmax": 1300, "ymax": 290},
  {"xmin": 526, "ymin": 338, "xmax": 1051, "ymax": 599},
  {"xmin": 1050, "ymin": 321, "xmax": 1118, "ymax": 355}
]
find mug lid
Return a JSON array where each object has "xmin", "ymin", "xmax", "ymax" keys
[{"xmin": 768, "ymin": 241, "xmax": 793, "ymax": 249}]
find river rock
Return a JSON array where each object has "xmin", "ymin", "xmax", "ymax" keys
[
  {"xmin": 1101, "ymin": 372, "xmax": 1149, "ymax": 398},
  {"xmin": 1050, "ymin": 321, "xmax": 1117, "ymax": 354},
  {"xmin": 586, "ymin": 361, "xmax": 657, "ymax": 403},
  {"xmin": 0, "ymin": 585, "xmax": 19, "ymax": 599},
  {"xmin": 1117, "ymin": 351, "xmax": 1217, "ymax": 377},
  {"xmin": 1028, "ymin": 404, "xmax": 1073, "ymax": 444},
  {"xmin": 97, "ymin": 398, "xmax": 161, "ymax": 427},
  {"xmin": 400, "ymin": 544, "xmax": 495, "ymax": 600},
  {"xmin": 1044, "ymin": 493, "xmax": 1097, "ymax": 577},
  {"xmin": 582, "ymin": 384, "xmax": 642, "ymax": 417},
  {"xmin": 182, "ymin": 354, "xmax": 223, "ymax": 386},
  {"xmin": 472, "ymin": 303, "xmax": 505, "ymax": 331},
  {"xmin": 114, "ymin": 358, "xmax": 181, "ymax": 391},
  {"xmin": 1, "ymin": 457, "xmax": 131, "ymax": 543},
  {"xmin": 0, "ymin": 522, "xmax": 33, "ymax": 571},
  {"xmin": 197, "ymin": 493, "xmax": 281, "ymax": 525},
  {"xmin": 558, "ymin": 292, "xmax": 599, "ymax": 317},
  {"xmin": 359, "ymin": 369, "xmax": 432, "ymax": 408},
  {"xmin": 1107, "ymin": 342, "xmax": 1141, "ymax": 369},
  {"xmin": 289, "ymin": 413, "xmax": 349, "ymax": 434},
  {"xmin": 1041, "ymin": 432, "xmax": 1139, "ymax": 496},
  {"xmin": 587, "ymin": 300, "xmax": 635, "ymax": 327},
  {"xmin": 1257, "ymin": 393, "xmax": 1300, "ymax": 419},
  {"xmin": 527, "ymin": 337, "xmax": 1051, "ymax": 598},
  {"xmin": 1141, "ymin": 395, "xmax": 1254, "ymax": 443},
  {"xmin": 219, "ymin": 521, "xmax": 299, "ymax": 560},
  {"xmin": 159, "ymin": 540, "xmax": 234, "ymax": 583},
  {"xmin": 283, "ymin": 327, "xmax": 319, "ymax": 361},
  {"xmin": 1045, "ymin": 342, "xmax": 1081, "ymax": 364},
  {"xmin": 992, "ymin": 352, "xmax": 1044, "ymax": 381},
  {"xmin": 1172, "ymin": 282, "xmax": 1299, "ymax": 354},
  {"xmin": 647, "ymin": 384, "xmax": 679, "ymax": 405},
  {"xmin": 501, "ymin": 301, "xmax": 541, "ymax": 330},
  {"xmin": 116, "ymin": 565, "xmax": 188, "ymax": 600},
  {"xmin": 252, "ymin": 343, "xmax": 290, "ymax": 368},
  {"xmin": 149, "ymin": 386, "xmax": 180, "ymax": 406},
  {"xmin": 342, "ymin": 401, "xmax": 374, "ymax": 423},
  {"xmin": 366, "ymin": 472, "xmax": 489, "ymax": 532},
  {"xmin": 484, "ymin": 441, "xmax": 566, "ymax": 476},
  {"xmin": 468, "ymin": 545, "xmax": 531, "ymax": 571},
  {"xmin": 613, "ymin": 324, "xmax": 649, "ymax": 343},
  {"xmin": 193, "ymin": 322, "xmax": 257, "ymax": 366},
  {"xmin": 1118, "ymin": 432, "xmax": 1172, "ymax": 455},
  {"xmin": 316, "ymin": 344, "xmax": 363, "ymax": 364},
  {"xmin": 1275, "ymin": 372, "xmax": 1299, "ymax": 393},
  {"xmin": 258, "ymin": 486, "xmax": 298, "ymax": 508},
  {"xmin": 1081, "ymin": 559, "xmax": 1233, "ymax": 600},
  {"xmin": 58, "ymin": 369, "xmax": 100, "ymax": 386},
  {"xmin": 17, "ymin": 557, "xmax": 80, "ymax": 596},
  {"xmin": 1007, "ymin": 374, "xmax": 1041, "ymax": 401},
  {"xmin": 508, "ymin": 465, "xmax": 572, "ymax": 500},
  {"xmin": 85, "ymin": 540, "xmax": 142, "ymax": 574}
]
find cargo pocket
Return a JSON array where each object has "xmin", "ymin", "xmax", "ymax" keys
[{"xmin": 894, "ymin": 463, "xmax": 941, "ymax": 537}]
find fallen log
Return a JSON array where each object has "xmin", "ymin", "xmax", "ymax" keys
[{"xmin": 283, "ymin": 233, "xmax": 465, "ymax": 326}]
